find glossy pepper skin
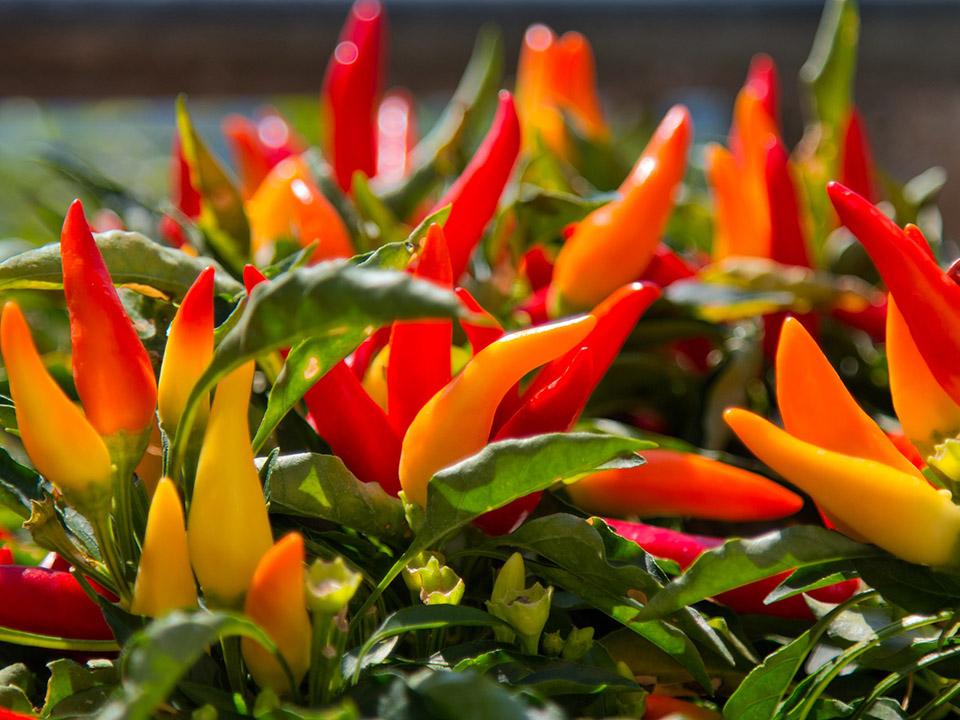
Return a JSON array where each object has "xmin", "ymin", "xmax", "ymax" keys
[
  {"xmin": 61, "ymin": 200, "xmax": 157, "ymax": 458},
  {"xmin": 130, "ymin": 478, "xmax": 197, "ymax": 617},
  {"xmin": 549, "ymin": 105, "xmax": 691, "ymax": 312},
  {"xmin": 0, "ymin": 302, "xmax": 113, "ymax": 517},
  {"xmin": 157, "ymin": 266, "xmax": 215, "ymax": 437},
  {"xmin": 399, "ymin": 315, "xmax": 596, "ymax": 506},
  {"xmin": 725, "ymin": 408, "xmax": 960, "ymax": 567},
  {"xmin": 0, "ymin": 565, "xmax": 113, "ymax": 640},
  {"xmin": 242, "ymin": 533, "xmax": 312, "ymax": 694},
  {"xmin": 431, "ymin": 91, "xmax": 521, "ymax": 280},
  {"xmin": 387, "ymin": 224, "xmax": 453, "ymax": 435},
  {"xmin": 187, "ymin": 362, "xmax": 273, "ymax": 607},
  {"xmin": 322, "ymin": 0, "xmax": 384, "ymax": 193},
  {"xmin": 566, "ymin": 449, "xmax": 802, "ymax": 522}
]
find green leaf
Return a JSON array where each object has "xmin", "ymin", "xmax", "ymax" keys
[
  {"xmin": 43, "ymin": 658, "xmax": 118, "ymax": 719},
  {"xmin": 403, "ymin": 670, "xmax": 566, "ymax": 720},
  {"xmin": 765, "ymin": 563, "xmax": 857, "ymax": 604},
  {"xmin": 0, "ymin": 663, "xmax": 35, "ymax": 714},
  {"xmin": 176, "ymin": 95, "xmax": 250, "ymax": 273},
  {"xmin": 351, "ymin": 173, "xmax": 405, "ymax": 250},
  {"xmin": 510, "ymin": 185, "xmax": 607, "ymax": 253},
  {"xmin": 169, "ymin": 262, "xmax": 465, "ymax": 474},
  {"xmin": 265, "ymin": 452, "xmax": 407, "ymax": 543},
  {"xmin": 638, "ymin": 526, "xmax": 879, "ymax": 620},
  {"xmin": 854, "ymin": 556, "xmax": 960, "ymax": 614},
  {"xmin": 99, "ymin": 611, "xmax": 278, "ymax": 720},
  {"xmin": 800, "ymin": 0, "xmax": 859, "ymax": 135},
  {"xmin": 0, "ymin": 447, "xmax": 45, "ymax": 519},
  {"xmin": 0, "ymin": 231, "xmax": 242, "ymax": 299},
  {"xmin": 353, "ymin": 241, "xmax": 416, "ymax": 271}
]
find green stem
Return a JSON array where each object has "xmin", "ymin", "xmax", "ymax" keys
[
  {"xmin": 221, "ymin": 636, "xmax": 247, "ymax": 699},
  {"xmin": 308, "ymin": 612, "xmax": 334, "ymax": 706},
  {"xmin": 91, "ymin": 514, "xmax": 131, "ymax": 605}
]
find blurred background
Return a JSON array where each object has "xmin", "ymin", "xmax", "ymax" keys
[{"xmin": 0, "ymin": 0, "xmax": 958, "ymax": 242}]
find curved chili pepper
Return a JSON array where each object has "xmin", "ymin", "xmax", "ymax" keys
[
  {"xmin": 765, "ymin": 139, "xmax": 811, "ymax": 269},
  {"xmin": 130, "ymin": 477, "xmax": 197, "ymax": 617},
  {"xmin": 725, "ymin": 408, "xmax": 960, "ymax": 567},
  {"xmin": 376, "ymin": 90, "xmax": 417, "ymax": 184},
  {"xmin": 549, "ymin": 106, "xmax": 691, "ymax": 312},
  {"xmin": 387, "ymin": 224, "xmax": 453, "ymax": 435},
  {"xmin": 0, "ymin": 302, "xmax": 113, "ymax": 518},
  {"xmin": 158, "ymin": 267, "xmax": 215, "ymax": 437},
  {"xmin": 643, "ymin": 695, "xmax": 720, "ymax": 720},
  {"xmin": 828, "ymin": 182, "xmax": 960, "ymax": 406},
  {"xmin": 454, "ymin": 288, "xmax": 505, "ymax": 354},
  {"xmin": 242, "ymin": 533, "xmax": 311, "ymax": 694},
  {"xmin": 605, "ymin": 519, "xmax": 858, "ymax": 620},
  {"xmin": 322, "ymin": 0, "xmax": 384, "ymax": 192},
  {"xmin": 744, "ymin": 53, "xmax": 779, "ymax": 128},
  {"xmin": 431, "ymin": 91, "xmax": 521, "ymax": 280},
  {"xmin": 0, "ymin": 565, "xmax": 112, "ymax": 640},
  {"xmin": 61, "ymin": 200, "xmax": 157, "ymax": 458},
  {"xmin": 187, "ymin": 362, "xmax": 273, "ymax": 607},
  {"xmin": 840, "ymin": 108, "xmax": 876, "ymax": 203},
  {"xmin": 399, "ymin": 315, "xmax": 596, "ymax": 506},
  {"xmin": 566, "ymin": 449, "xmax": 802, "ymax": 521}
]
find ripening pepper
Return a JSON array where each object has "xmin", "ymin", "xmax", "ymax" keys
[
  {"xmin": 223, "ymin": 110, "xmax": 302, "ymax": 199},
  {"xmin": 130, "ymin": 477, "xmax": 197, "ymax": 617},
  {"xmin": 840, "ymin": 108, "xmax": 876, "ymax": 202},
  {"xmin": 430, "ymin": 91, "xmax": 521, "ymax": 280},
  {"xmin": 399, "ymin": 314, "xmax": 596, "ymax": 506},
  {"xmin": 455, "ymin": 288, "xmax": 505, "ymax": 354},
  {"xmin": 706, "ymin": 143, "xmax": 766, "ymax": 260},
  {"xmin": 376, "ymin": 90, "xmax": 417, "ymax": 184},
  {"xmin": 550, "ymin": 31, "xmax": 608, "ymax": 141},
  {"xmin": 549, "ymin": 105, "xmax": 691, "ymax": 312},
  {"xmin": 387, "ymin": 224, "xmax": 453, "ymax": 434},
  {"xmin": 246, "ymin": 156, "xmax": 354, "ymax": 265},
  {"xmin": 322, "ymin": 0, "xmax": 384, "ymax": 193},
  {"xmin": 0, "ymin": 302, "xmax": 113, "ymax": 518},
  {"xmin": 828, "ymin": 182, "xmax": 960, "ymax": 406},
  {"xmin": 725, "ymin": 407, "xmax": 960, "ymax": 567},
  {"xmin": 157, "ymin": 266, "xmax": 215, "ymax": 438},
  {"xmin": 242, "ymin": 532, "xmax": 312, "ymax": 694},
  {"xmin": 61, "ymin": 200, "xmax": 157, "ymax": 464},
  {"xmin": 159, "ymin": 132, "xmax": 202, "ymax": 249},
  {"xmin": 187, "ymin": 362, "xmax": 273, "ymax": 607},
  {"xmin": 566, "ymin": 449, "xmax": 802, "ymax": 521},
  {"xmin": 0, "ymin": 565, "xmax": 113, "ymax": 640}
]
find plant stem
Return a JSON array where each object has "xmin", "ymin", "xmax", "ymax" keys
[{"xmin": 91, "ymin": 513, "xmax": 131, "ymax": 606}]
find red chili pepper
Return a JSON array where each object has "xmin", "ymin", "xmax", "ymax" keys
[
  {"xmin": 605, "ymin": 519, "xmax": 858, "ymax": 620},
  {"xmin": 828, "ymin": 182, "xmax": 960, "ymax": 405},
  {"xmin": 159, "ymin": 132, "xmax": 202, "ymax": 248},
  {"xmin": 244, "ymin": 268, "xmax": 402, "ymax": 495},
  {"xmin": 765, "ymin": 138, "xmax": 811, "ymax": 269},
  {"xmin": 520, "ymin": 246, "xmax": 554, "ymax": 292},
  {"xmin": 516, "ymin": 287, "xmax": 550, "ymax": 326},
  {"xmin": 387, "ymin": 225, "xmax": 454, "ymax": 435},
  {"xmin": 348, "ymin": 327, "xmax": 391, "ymax": 380},
  {"xmin": 840, "ymin": 108, "xmax": 876, "ymax": 203},
  {"xmin": 643, "ymin": 695, "xmax": 719, "ymax": 720},
  {"xmin": 0, "ymin": 565, "xmax": 113, "ymax": 640},
  {"xmin": 322, "ymin": 0, "xmax": 385, "ymax": 193},
  {"xmin": 454, "ymin": 288, "xmax": 505, "ymax": 354},
  {"xmin": 638, "ymin": 245, "xmax": 697, "ymax": 287},
  {"xmin": 830, "ymin": 296, "xmax": 887, "ymax": 342},
  {"xmin": 431, "ymin": 91, "xmax": 521, "ymax": 280},
  {"xmin": 376, "ymin": 90, "xmax": 417, "ymax": 184},
  {"xmin": 0, "ymin": 547, "xmax": 12, "ymax": 565},
  {"xmin": 744, "ymin": 53, "xmax": 779, "ymax": 128}
]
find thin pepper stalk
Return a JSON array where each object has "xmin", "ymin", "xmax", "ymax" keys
[
  {"xmin": 828, "ymin": 182, "xmax": 960, "ymax": 406},
  {"xmin": 549, "ymin": 105, "xmax": 691, "ymax": 312},
  {"xmin": 387, "ymin": 224, "xmax": 453, "ymax": 435},
  {"xmin": 399, "ymin": 314, "xmax": 596, "ymax": 506},
  {"xmin": 725, "ymin": 407, "xmax": 960, "ymax": 567},
  {"xmin": 566, "ymin": 449, "xmax": 802, "ymax": 521},
  {"xmin": 322, "ymin": 0, "xmax": 385, "ymax": 193},
  {"xmin": 431, "ymin": 90, "xmax": 521, "ymax": 280}
]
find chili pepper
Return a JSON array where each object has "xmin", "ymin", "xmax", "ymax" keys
[
  {"xmin": 828, "ymin": 182, "xmax": 960, "ymax": 406},
  {"xmin": 605, "ymin": 519, "xmax": 858, "ymax": 620},
  {"xmin": 706, "ymin": 143, "xmax": 766, "ymax": 260},
  {"xmin": 725, "ymin": 408, "xmax": 960, "ymax": 567},
  {"xmin": 322, "ymin": 0, "xmax": 384, "ymax": 193},
  {"xmin": 187, "ymin": 362, "xmax": 273, "ymax": 607},
  {"xmin": 0, "ymin": 547, "xmax": 11, "ymax": 565},
  {"xmin": 130, "ymin": 478, "xmax": 197, "ymax": 617},
  {"xmin": 454, "ymin": 288, "xmax": 505, "ymax": 354},
  {"xmin": 551, "ymin": 31, "xmax": 608, "ymax": 141},
  {"xmin": 0, "ymin": 565, "xmax": 112, "ymax": 640},
  {"xmin": 224, "ymin": 111, "xmax": 302, "ymax": 199},
  {"xmin": 431, "ymin": 91, "xmax": 521, "ymax": 280},
  {"xmin": 515, "ymin": 24, "xmax": 566, "ymax": 153},
  {"xmin": 744, "ymin": 53, "xmax": 779, "ymax": 128},
  {"xmin": 387, "ymin": 224, "xmax": 453, "ymax": 434},
  {"xmin": 157, "ymin": 267, "xmax": 215, "ymax": 438},
  {"xmin": 517, "ymin": 287, "xmax": 550, "ymax": 326},
  {"xmin": 376, "ymin": 90, "xmax": 417, "ymax": 184},
  {"xmin": 639, "ymin": 245, "xmax": 697, "ymax": 287},
  {"xmin": 0, "ymin": 302, "xmax": 113, "ymax": 518},
  {"xmin": 399, "ymin": 314, "xmax": 596, "ymax": 506},
  {"xmin": 886, "ymin": 296, "xmax": 960, "ymax": 452},
  {"xmin": 242, "ymin": 533, "xmax": 312, "ymax": 694},
  {"xmin": 159, "ymin": 133, "xmax": 202, "ymax": 249},
  {"xmin": 776, "ymin": 316, "xmax": 922, "ymax": 477},
  {"xmin": 520, "ymin": 245, "xmax": 554, "ymax": 292},
  {"xmin": 246, "ymin": 157, "xmax": 353, "ymax": 265},
  {"xmin": 349, "ymin": 326, "xmax": 391, "ymax": 380},
  {"xmin": 840, "ymin": 108, "xmax": 876, "ymax": 203},
  {"xmin": 567, "ymin": 449, "xmax": 802, "ymax": 521},
  {"xmin": 643, "ymin": 695, "xmax": 720, "ymax": 720},
  {"xmin": 549, "ymin": 106, "xmax": 691, "ymax": 312},
  {"xmin": 0, "ymin": 709, "xmax": 36, "ymax": 720},
  {"xmin": 830, "ymin": 296, "xmax": 887, "ymax": 342},
  {"xmin": 765, "ymin": 139, "xmax": 812, "ymax": 268},
  {"xmin": 61, "ymin": 200, "xmax": 157, "ymax": 463},
  {"xmin": 135, "ymin": 419, "xmax": 163, "ymax": 498}
]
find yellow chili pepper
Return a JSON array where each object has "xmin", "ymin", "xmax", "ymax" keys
[
  {"xmin": 130, "ymin": 477, "xmax": 197, "ymax": 617},
  {"xmin": 157, "ymin": 267, "xmax": 215, "ymax": 438},
  {"xmin": 0, "ymin": 302, "xmax": 113, "ymax": 517},
  {"xmin": 548, "ymin": 106, "xmax": 691, "ymax": 313},
  {"xmin": 399, "ymin": 314, "xmax": 596, "ymax": 506},
  {"xmin": 242, "ymin": 532, "xmax": 311, "ymax": 694},
  {"xmin": 887, "ymin": 296, "xmax": 960, "ymax": 453},
  {"xmin": 724, "ymin": 408, "xmax": 960, "ymax": 567},
  {"xmin": 187, "ymin": 362, "xmax": 273, "ymax": 607}
]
